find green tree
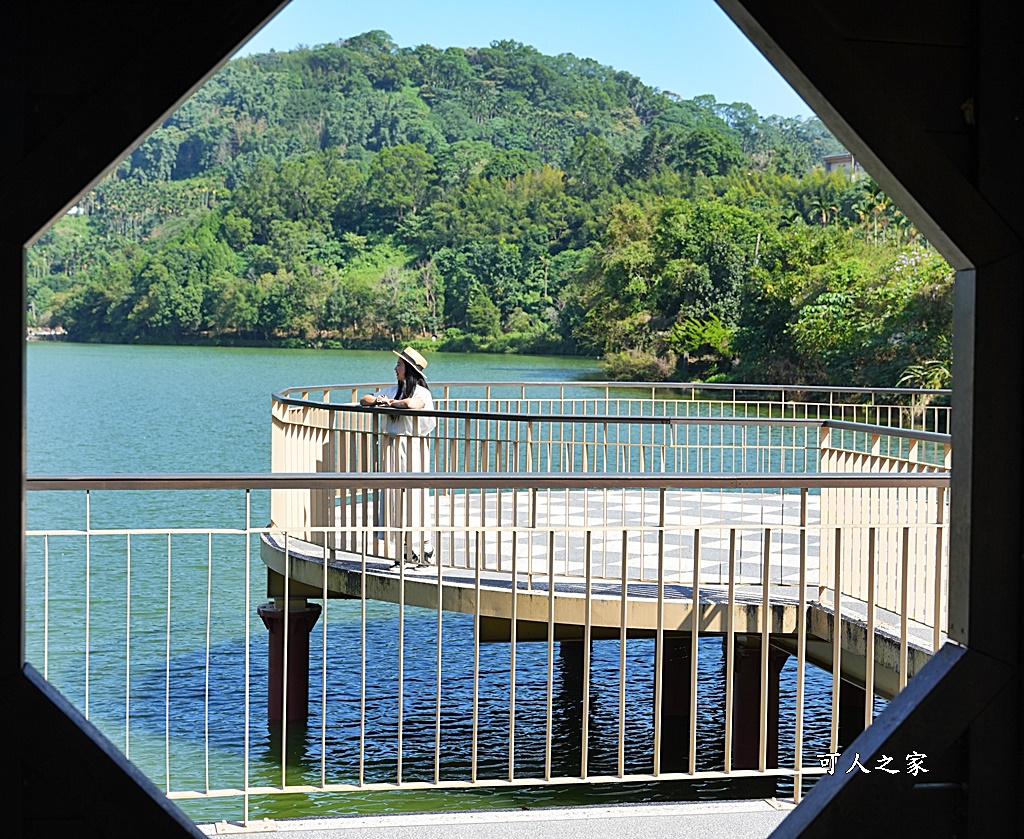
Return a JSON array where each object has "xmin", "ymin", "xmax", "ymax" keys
[
  {"xmin": 363, "ymin": 143, "xmax": 436, "ymax": 229},
  {"xmin": 679, "ymin": 126, "xmax": 745, "ymax": 177},
  {"xmin": 465, "ymin": 289, "xmax": 502, "ymax": 341},
  {"xmin": 564, "ymin": 134, "xmax": 619, "ymax": 201}
]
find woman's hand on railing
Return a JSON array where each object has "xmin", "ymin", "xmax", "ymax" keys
[
  {"xmin": 360, "ymin": 393, "xmax": 393, "ymax": 407},
  {"xmin": 361, "ymin": 393, "xmax": 425, "ymax": 410}
]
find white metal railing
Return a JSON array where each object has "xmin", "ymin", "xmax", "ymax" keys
[
  {"xmin": 25, "ymin": 483, "xmax": 949, "ymax": 822},
  {"xmin": 275, "ymin": 380, "xmax": 951, "ymax": 432},
  {"xmin": 26, "ymin": 473, "xmax": 948, "ymax": 821},
  {"xmin": 271, "ymin": 380, "xmax": 950, "ymax": 534},
  {"xmin": 23, "ymin": 384, "xmax": 952, "ymax": 825},
  {"xmin": 818, "ymin": 424, "xmax": 950, "ymax": 644},
  {"xmin": 271, "ymin": 379, "xmax": 949, "ymax": 487}
]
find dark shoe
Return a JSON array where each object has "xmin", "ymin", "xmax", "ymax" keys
[{"xmin": 401, "ymin": 549, "xmax": 435, "ymax": 569}]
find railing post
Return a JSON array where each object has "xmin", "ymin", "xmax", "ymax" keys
[
  {"xmin": 934, "ymin": 485, "xmax": 947, "ymax": 648},
  {"xmin": 819, "ymin": 425, "xmax": 834, "ymax": 596},
  {"xmin": 819, "ymin": 424, "xmax": 832, "ymax": 469}
]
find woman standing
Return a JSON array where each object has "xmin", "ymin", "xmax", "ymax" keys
[{"xmin": 360, "ymin": 347, "xmax": 436, "ymax": 569}]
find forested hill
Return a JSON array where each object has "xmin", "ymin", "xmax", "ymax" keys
[
  {"xmin": 29, "ymin": 31, "xmax": 952, "ymax": 389},
  {"xmin": 123, "ymin": 30, "xmax": 841, "ymax": 184}
]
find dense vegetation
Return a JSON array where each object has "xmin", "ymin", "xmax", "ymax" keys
[{"xmin": 28, "ymin": 31, "xmax": 952, "ymax": 388}]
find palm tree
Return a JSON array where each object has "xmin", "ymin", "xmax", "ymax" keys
[
  {"xmin": 863, "ymin": 181, "xmax": 890, "ymax": 244},
  {"xmin": 850, "ymin": 199, "xmax": 870, "ymax": 235},
  {"xmin": 779, "ymin": 207, "xmax": 803, "ymax": 229},
  {"xmin": 897, "ymin": 349, "xmax": 952, "ymax": 427},
  {"xmin": 809, "ymin": 196, "xmax": 830, "ymax": 225},
  {"xmin": 890, "ymin": 207, "xmax": 920, "ymax": 245}
]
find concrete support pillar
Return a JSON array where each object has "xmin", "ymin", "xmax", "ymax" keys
[
  {"xmin": 838, "ymin": 681, "xmax": 868, "ymax": 750},
  {"xmin": 732, "ymin": 636, "xmax": 788, "ymax": 770},
  {"xmin": 558, "ymin": 638, "xmax": 585, "ymax": 695},
  {"xmin": 257, "ymin": 599, "xmax": 322, "ymax": 723},
  {"xmin": 659, "ymin": 635, "xmax": 692, "ymax": 772},
  {"xmin": 554, "ymin": 639, "xmax": 587, "ymax": 766}
]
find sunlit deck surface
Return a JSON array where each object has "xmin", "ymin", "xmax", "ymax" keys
[
  {"xmin": 199, "ymin": 800, "xmax": 796, "ymax": 839},
  {"xmin": 262, "ymin": 488, "xmax": 941, "ymax": 697}
]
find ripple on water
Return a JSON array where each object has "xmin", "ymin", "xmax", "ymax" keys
[{"xmin": 69, "ymin": 601, "xmax": 864, "ymax": 823}]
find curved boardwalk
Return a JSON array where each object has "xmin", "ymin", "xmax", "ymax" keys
[{"xmin": 262, "ymin": 488, "xmax": 938, "ymax": 695}]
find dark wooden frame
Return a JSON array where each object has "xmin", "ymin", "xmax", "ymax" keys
[{"xmin": 4, "ymin": 1, "xmax": 1021, "ymax": 834}]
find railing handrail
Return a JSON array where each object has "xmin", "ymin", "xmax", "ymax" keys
[
  {"xmin": 273, "ymin": 380, "xmax": 952, "ymax": 399},
  {"xmin": 274, "ymin": 396, "xmax": 827, "ymax": 426},
  {"xmin": 821, "ymin": 419, "xmax": 951, "ymax": 446},
  {"xmin": 25, "ymin": 471, "xmax": 950, "ymax": 492},
  {"xmin": 272, "ymin": 395, "xmax": 952, "ymax": 445}
]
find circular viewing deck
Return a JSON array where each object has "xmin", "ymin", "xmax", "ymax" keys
[{"xmin": 264, "ymin": 381, "xmax": 950, "ymax": 703}]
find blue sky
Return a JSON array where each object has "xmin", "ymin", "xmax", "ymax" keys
[{"xmin": 237, "ymin": 0, "xmax": 812, "ymax": 120}]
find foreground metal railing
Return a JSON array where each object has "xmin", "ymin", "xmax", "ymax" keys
[
  {"xmin": 24, "ymin": 383, "xmax": 951, "ymax": 824},
  {"xmin": 26, "ymin": 468, "xmax": 949, "ymax": 824}
]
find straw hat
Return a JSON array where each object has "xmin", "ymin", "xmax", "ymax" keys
[{"xmin": 393, "ymin": 346, "xmax": 428, "ymax": 375}]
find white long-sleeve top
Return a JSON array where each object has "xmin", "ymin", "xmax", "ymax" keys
[{"xmin": 373, "ymin": 384, "xmax": 437, "ymax": 437}]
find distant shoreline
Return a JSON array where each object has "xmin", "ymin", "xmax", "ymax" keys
[{"xmin": 26, "ymin": 328, "xmax": 67, "ymax": 341}]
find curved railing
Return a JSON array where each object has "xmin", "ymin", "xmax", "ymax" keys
[
  {"xmin": 270, "ymin": 381, "xmax": 950, "ymax": 483},
  {"xmin": 274, "ymin": 379, "xmax": 950, "ymax": 428},
  {"xmin": 272, "ymin": 381, "xmax": 949, "ymax": 482},
  {"xmin": 271, "ymin": 382, "xmax": 950, "ymax": 630}
]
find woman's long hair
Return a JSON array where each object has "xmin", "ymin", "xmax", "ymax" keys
[{"xmin": 397, "ymin": 361, "xmax": 429, "ymax": 401}]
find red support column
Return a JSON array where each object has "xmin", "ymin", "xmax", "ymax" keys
[
  {"xmin": 732, "ymin": 637, "xmax": 788, "ymax": 769},
  {"xmin": 257, "ymin": 599, "xmax": 322, "ymax": 723}
]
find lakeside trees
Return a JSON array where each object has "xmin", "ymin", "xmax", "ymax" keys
[{"xmin": 28, "ymin": 32, "xmax": 952, "ymax": 389}]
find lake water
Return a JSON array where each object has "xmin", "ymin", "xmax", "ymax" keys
[{"xmin": 24, "ymin": 342, "xmax": 844, "ymax": 823}]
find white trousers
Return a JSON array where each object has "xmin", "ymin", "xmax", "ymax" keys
[{"xmin": 379, "ymin": 434, "xmax": 434, "ymax": 558}]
